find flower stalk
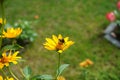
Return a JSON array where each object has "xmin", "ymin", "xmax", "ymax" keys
[
  {"xmin": 0, "ymin": 0, "xmax": 5, "ymax": 50},
  {"xmin": 1, "ymin": 69, "xmax": 7, "ymax": 79},
  {"xmin": 8, "ymin": 66, "xmax": 19, "ymax": 80},
  {"xmin": 17, "ymin": 64, "xmax": 26, "ymax": 79},
  {"xmin": 82, "ymin": 69, "xmax": 88, "ymax": 80},
  {"xmin": 57, "ymin": 53, "xmax": 61, "ymax": 78}
]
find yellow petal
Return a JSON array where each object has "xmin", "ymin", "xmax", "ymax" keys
[
  {"xmin": 12, "ymin": 51, "xmax": 19, "ymax": 57},
  {"xmin": 52, "ymin": 35, "xmax": 58, "ymax": 44},
  {"xmin": 5, "ymin": 63, "xmax": 9, "ymax": 66},
  {"xmin": 0, "ymin": 63, "xmax": 4, "ymax": 69},
  {"xmin": 57, "ymin": 50, "xmax": 63, "ymax": 53},
  {"xmin": 86, "ymin": 59, "xmax": 93, "ymax": 65},
  {"xmin": 57, "ymin": 76, "xmax": 66, "ymax": 80},
  {"xmin": 46, "ymin": 38, "xmax": 56, "ymax": 46},
  {"xmin": 58, "ymin": 34, "xmax": 62, "ymax": 39},
  {"xmin": 0, "ymin": 76, "xmax": 3, "ymax": 80},
  {"xmin": 2, "ymin": 53, "xmax": 6, "ymax": 57},
  {"xmin": 44, "ymin": 43, "xmax": 56, "ymax": 50},
  {"xmin": 64, "ymin": 37, "xmax": 69, "ymax": 42},
  {"xmin": 12, "ymin": 61, "xmax": 17, "ymax": 64},
  {"xmin": 63, "ymin": 41, "xmax": 74, "ymax": 50},
  {"xmin": 44, "ymin": 46, "xmax": 55, "ymax": 50},
  {"xmin": 79, "ymin": 61, "xmax": 88, "ymax": 67}
]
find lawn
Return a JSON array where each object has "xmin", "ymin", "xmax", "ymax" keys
[{"xmin": 2, "ymin": 0, "xmax": 120, "ymax": 80}]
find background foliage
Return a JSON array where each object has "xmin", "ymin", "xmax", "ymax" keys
[{"xmin": 2, "ymin": 0, "xmax": 120, "ymax": 80}]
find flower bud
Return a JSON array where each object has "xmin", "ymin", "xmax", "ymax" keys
[
  {"xmin": 117, "ymin": 1, "xmax": 120, "ymax": 10},
  {"xmin": 106, "ymin": 12, "xmax": 116, "ymax": 22}
]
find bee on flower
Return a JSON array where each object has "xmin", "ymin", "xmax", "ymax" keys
[{"xmin": 43, "ymin": 34, "xmax": 74, "ymax": 53}]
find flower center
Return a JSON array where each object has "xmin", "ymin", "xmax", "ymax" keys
[
  {"xmin": 56, "ymin": 39, "xmax": 65, "ymax": 50},
  {"xmin": 1, "ymin": 57, "xmax": 9, "ymax": 63}
]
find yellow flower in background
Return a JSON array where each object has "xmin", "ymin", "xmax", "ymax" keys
[
  {"xmin": 0, "ymin": 76, "xmax": 14, "ymax": 80},
  {"xmin": 57, "ymin": 76, "xmax": 66, "ymax": 80},
  {"xmin": 86, "ymin": 59, "xmax": 93, "ymax": 65},
  {"xmin": 0, "ymin": 62, "xmax": 4, "ymax": 69},
  {"xmin": 0, "ymin": 51, "xmax": 21, "ymax": 69},
  {"xmin": 44, "ymin": 34, "xmax": 74, "ymax": 53},
  {"xmin": 0, "ymin": 76, "xmax": 3, "ymax": 80},
  {"xmin": 7, "ymin": 51, "xmax": 21, "ymax": 64},
  {"xmin": 0, "ymin": 18, "xmax": 6, "ymax": 24},
  {"xmin": 5, "ymin": 77, "xmax": 14, "ymax": 80},
  {"xmin": 0, "ymin": 53, "xmax": 10, "ymax": 69},
  {"xmin": 79, "ymin": 59, "xmax": 93, "ymax": 67},
  {"xmin": 2, "ymin": 27, "xmax": 22, "ymax": 38}
]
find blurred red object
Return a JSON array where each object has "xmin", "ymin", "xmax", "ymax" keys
[
  {"xmin": 117, "ymin": 1, "xmax": 120, "ymax": 10},
  {"xmin": 106, "ymin": 12, "xmax": 116, "ymax": 22}
]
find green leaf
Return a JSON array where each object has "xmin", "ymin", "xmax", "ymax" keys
[
  {"xmin": 0, "ymin": 44, "xmax": 23, "ymax": 54},
  {"xmin": 3, "ymin": 44, "xmax": 23, "ymax": 50},
  {"xmin": 56, "ymin": 64, "xmax": 69, "ymax": 76},
  {"xmin": 23, "ymin": 66, "xmax": 32, "ymax": 79},
  {"xmin": 31, "ymin": 75, "xmax": 53, "ymax": 80}
]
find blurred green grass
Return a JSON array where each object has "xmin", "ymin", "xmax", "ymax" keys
[{"xmin": 3, "ymin": 0, "xmax": 120, "ymax": 79}]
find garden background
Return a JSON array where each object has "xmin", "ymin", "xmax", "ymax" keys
[{"xmin": 2, "ymin": 0, "xmax": 120, "ymax": 80}]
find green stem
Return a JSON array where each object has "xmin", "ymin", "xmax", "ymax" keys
[
  {"xmin": 0, "ymin": 1, "xmax": 5, "ymax": 50},
  {"xmin": 82, "ymin": 69, "xmax": 88, "ymax": 80},
  {"xmin": 8, "ymin": 67, "xmax": 19, "ymax": 80},
  {"xmin": 17, "ymin": 64, "xmax": 26, "ymax": 78},
  {"xmin": 12, "ymin": 39, "xmax": 16, "ymax": 52},
  {"xmin": 56, "ymin": 53, "xmax": 61, "ymax": 79},
  {"xmin": 1, "ymin": 69, "xmax": 7, "ymax": 79}
]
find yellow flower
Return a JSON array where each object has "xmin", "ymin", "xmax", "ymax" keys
[
  {"xmin": 0, "ymin": 18, "xmax": 6, "ymax": 24},
  {"xmin": 0, "ymin": 76, "xmax": 14, "ymax": 80},
  {"xmin": 0, "ymin": 62, "xmax": 4, "ymax": 69},
  {"xmin": 79, "ymin": 59, "xmax": 93, "ymax": 67},
  {"xmin": 57, "ymin": 76, "xmax": 66, "ymax": 80},
  {"xmin": 44, "ymin": 34, "xmax": 74, "ymax": 53},
  {"xmin": 0, "ymin": 53, "xmax": 10, "ymax": 69},
  {"xmin": 8, "ymin": 51, "xmax": 21, "ymax": 64},
  {"xmin": 2, "ymin": 27, "xmax": 22, "ymax": 38},
  {"xmin": 3, "ymin": 51, "xmax": 21, "ymax": 64},
  {"xmin": 0, "ymin": 51, "xmax": 21, "ymax": 69},
  {"xmin": 0, "ymin": 76, "xmax": 3, "ymax": 80},
  {"xmin": 5, "ymin": 77, "xmax": 14, "ymax": 80}
]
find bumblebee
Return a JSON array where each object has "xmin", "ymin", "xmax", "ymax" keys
[{"xmin": 58, "ymin": 39, "xmax": 65, "ymax": 45}]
